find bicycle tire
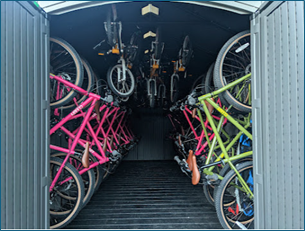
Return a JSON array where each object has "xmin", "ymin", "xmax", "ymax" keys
[
  {"xmin": 105, "ymin": 8, "xmax": 115, "ymax": 47},
  {"xmin": 203, "ymin": 183, "xmax": 216, "ymax": 206},
  {"xmin": 154, "ymin": 27, "xmax": 163, "ymax": 60},
  {"xmin": 88, "ymin": 154, "xmax": 106, "ymax": 193},
  {"xmin": 50, "ymin": 37, "xmax": 84, "ymax": 109},
  {"xmin": 107, "ymin": 64, "xmax": 135, "ymax": 97},
  {"xmin": 204, "ymin": 62, "xmax": 215, "ymax": 94},
  {"xmin": 50, "ymin": 157, "xmax": 85, "ymax": 229},
  {"xmin": 213, "ymin": 30, "xmax": 251, "ymax": 113},
  {"xmin": 73, "ymin": 148, "xmax": 105, "ymax": 193},
  {"xmin": 127, "ymin": 31, "xmax": 140, "ymax": 62},
  {"xmin": 170, "ymin": 74, "xmax": 180, "ymax": 103},
  {"xmin": 94, "ymin": 73, "xmax": 107, "ymax": 97},
  {"xmin": 202, "ymin": 62, "xmax": 230, "ymax": 107},
  {"xmin": 102, "ymin": 162, "xmax": 112, "ymax": 182},
  {"xmin": 202, "ymin": 157, "xmax": 253, "ymax": 207},
  {"xmin": 181, "ymin": 35, "xmax": 193, "ymax": 67},
  {"xmin": 101, "ymin": 159, "xmax": 121, "ymax": 182},
  {"xmin": 213, "ymin": 157, "xmax": 253, "ymax": 206},
  {"xmin": 50, "ymin": 153, "xmax": 95, "ymax": 208},
  {"xmin": 203, "ymin": 62, "xmax": 231, "ymax": 108},
  {"xmin": 149, "ymin": 81, "xmax": 156, "ymax": 108},
  {"xmin": 214, "ymin": 161, "xmax": 254, "ymax": 229},
  {"xmin": 59, "ymin": 58, "xmax": 95, "ymax": 111},
  {"xmin": 191, "ymin": 74, "xmax": 205, "ymax": 95}
]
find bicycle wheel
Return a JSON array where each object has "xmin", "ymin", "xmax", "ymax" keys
[
  {"xmin": 94, "ymin": 73, "xmax": 107, "ymax": 97},
  {"xmin": 203, "ymin": 183, "xmax": 216, "ymax": 206},
  {"xmin": 50, "ymin": 37, "xmax": 84, "ymax": 109},
  {"xmin": 203, "ymin": 157, "xmax": 253, "ymax": 207},
  {"xmin": 190, "ymin": 74, "xmax": 205, "ymax": 95},
  {"xmin": 181, "ymin": 35, "xmax": 193, "ymax": 67},
  {"xmin": 154, "ymin": 27, "xmax": 163, "ymax": 60},
  {"xmin": 73, "ymin": 149, "xmax": 106, "ymax": 193},
  {"xmin": 149, "ymin": 81, "xmax": 156, "ymax": 108},
  {"xmin": 59, "ymin": 58, "xmax": 95, "ymax": 111},
  {"xmin": 105, "ymin": 6, "xmax": 116, "ymax": 47},
  {"xmin": 51, "ymin": 153, "xmax": 95, "ymax": 208},
  {"xmin": 213, "ymin": 31, "xmax": 251, "ymax": 113},
  {"xmin": 50, "ymin": 157, "xmax": 85, "ymax": 229},
  {"xmin": 214, "ymin": 161, "xmax": 254, "ymax": 229},
  {"xmin": 170, "ymin": 74, "xmax": 180, "ymax": 103},
  {"xmin": 101, "ymin": 162, "xmax": 112, "ymax": 182},
  {"xmin": 107, "ymin": 64, "xmax": 135, "ymax": 97},
  {"xmin": 126, "ymin": 30, "xmax": 141, "ymax": 62},
  {"xmin": 101, "ymin": 158, "xmax": 122, "ymax": 182},
  {"xmin": 203, "ymin": 62, "xmax": 215, "ymax": 94}
]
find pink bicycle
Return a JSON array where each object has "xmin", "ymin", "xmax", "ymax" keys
[{"xmin": 49, "ymin": 74, "xmax": 138, "ymax": 229}]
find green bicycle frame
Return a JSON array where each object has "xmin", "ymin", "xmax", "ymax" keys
[{"xmin": 197, "ymin": 73, "xmax": 253, "ymax": 198}]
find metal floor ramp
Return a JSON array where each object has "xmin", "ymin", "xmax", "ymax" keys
[{"xmin": 66, "ymin": 161, "xmax": 222, "ymax": 229}]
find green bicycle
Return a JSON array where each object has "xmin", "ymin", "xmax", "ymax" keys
[{"xmin": 194, "ymin": 73, "xmax": 253, "ymax": 229}]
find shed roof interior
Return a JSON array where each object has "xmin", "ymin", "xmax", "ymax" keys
[{"xmin": 50, "ymin": 1, "xmax": 250, "ymax": 105}]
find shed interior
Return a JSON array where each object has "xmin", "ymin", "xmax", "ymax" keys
[
  {"xmin": 50, "ymin": 1, "xmax": 250, "ymax": 160},
  {"xmin": 49, "ymin": 2, "xmax": 251, "ymax": 229}
]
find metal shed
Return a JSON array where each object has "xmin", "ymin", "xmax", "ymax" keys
[{"xmin": 1, "ymin": 1, "xmax": 304, "ymax": 229}]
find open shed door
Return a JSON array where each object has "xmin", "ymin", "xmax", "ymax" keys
[
  {"xmin": 1, "ymin": 1, "xmax": 50, "ymax": 229},
  {"xmin": 251, "ymin": 1, "xmax": 304, "ymax": 229}
]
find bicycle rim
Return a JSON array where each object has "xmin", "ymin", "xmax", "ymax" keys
[
  {"xmin": 50, "ymin": 37, "xmax": 83, "ymax": 109},
  {"xmin": 49, "ymin": 157, "xmax": 84, "ymax": 229},
  {"xmin": 149, "ymin": 81, "xmax": 156, "ymax": 108},
  {"xmin": 59, "ymin": 58, "xmax": 95, "ymax": 111},
  {"xmin": 50, "ymin": 153, "xmax": 95, "ymax": 208},
  {"xmin": 182, "ymin": 35, "xmax": 193, "ymax": 67},
  {"xmin": 214, "ymin": 31, "xmax": 251, "ymax": 113},
  {"xmin": 107, "ymin": 64, "xmax": 135, "ymax": 97},
  {"xmin": 215, "ymin": 161, "xmax": 254, "ymax": 229},
  {"xmin": 170, "ymin": 74, "xmax": 179, "ymax": 103}
]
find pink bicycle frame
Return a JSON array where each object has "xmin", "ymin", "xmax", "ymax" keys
[{"xmin": 49, "ymin": 75, "xmax": 110, "ymax": 191}]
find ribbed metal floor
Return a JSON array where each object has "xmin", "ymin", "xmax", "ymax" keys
[{"xmin": 66, "ymin": 161, "xmax": 222, "ymax": 229}]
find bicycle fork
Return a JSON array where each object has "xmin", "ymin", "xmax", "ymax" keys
[
  {"xmin": 158, "ymin": 83, "xmax": 166, "ymax": 99},
  {"xmin": 147, "ymin": 78, "xmax": 157, "ymax": 97},
  {"xmin": 118, "ymin": 57, "xmax": 127, "ymax": 83}
]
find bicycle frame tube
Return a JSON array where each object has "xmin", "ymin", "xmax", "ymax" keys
[
  {"xmin": 202, "ymin": 101, "xmax": 253, "ymax": 197},
  {"xmin": 107, "ymin": 111, "xmax": 125, "ymax": 145},
  {"xmin": 182, "ymin": 109, "xmax": 199, "ymax": 139},
  {"xmin": 198, "ymin": 73, "xmax": 251, "ymax": 102},
  {"xmin": 50, "ymin": 98, "xmax": 97, "ymax": 192},
  {"xmin": 197, "ymin": 78, "xmax": 253, "ymax": 197},
  {"xmin": 50, "ymin": 74, "xmax": 89, "ymax": 96},
  {"xmin": 50, "ymin": 97, "xmax": 94, "ymax": 135}
]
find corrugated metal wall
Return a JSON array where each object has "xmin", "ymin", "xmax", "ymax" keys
[
  {"xmin": 251, "ymin": 1, "xmax": 304, "ymax": 229},
  {"xmin": 125, "ymin": 108, "xmax": 175, "ymax": 160},
  {"xmin": 1, "ymin": 1, "xmax": 49, "ymax": 229}
]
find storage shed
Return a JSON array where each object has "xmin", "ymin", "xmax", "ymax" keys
[{"xmin": 1, "ymin": 1, "xmax": 304, "ymax": 229}]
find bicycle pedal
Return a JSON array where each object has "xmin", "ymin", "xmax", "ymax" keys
[
  {"xmin": 205, "ymin": 173, "xmax": 219, "ymax": 181},
  {"xmin": 209, "ymin": 179, "xmax": 221, "ymax": 186}
]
